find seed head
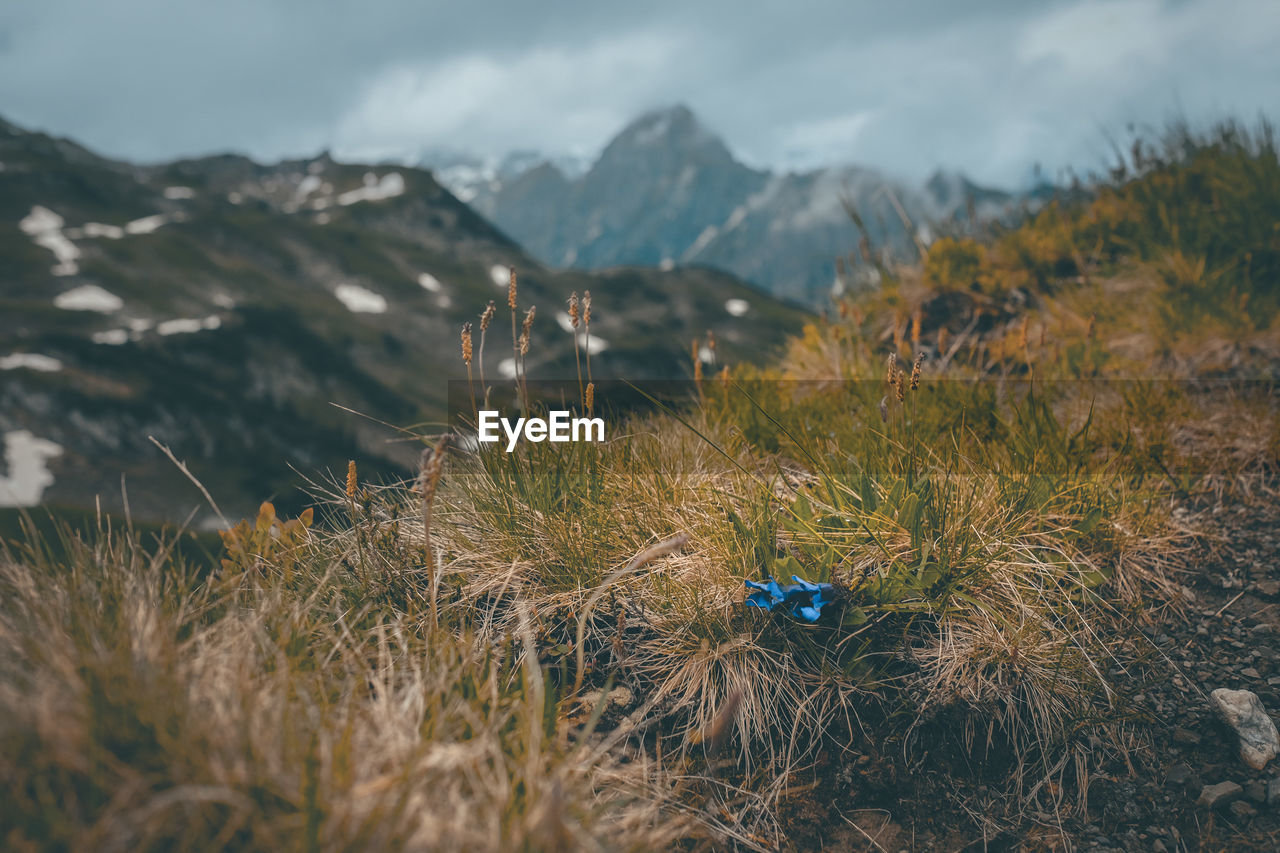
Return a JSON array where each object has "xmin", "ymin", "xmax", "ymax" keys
[
  {"xmin": 420, "ymin": 434, "xmax": 449, "ymax": 492},
  {"xmin": 885, "ymin": 352, "xmax": 898, "ymax": 387},
  {"xmin": 910, "ymin": 354, "xmax": 923, "ymax": 391},
  {"xmin": 584, "ymin": 382, "xmax": 594, "ymax": 412},
  {"xmin": 461, "ymin": 321, "xmax": 473, "ymax": 365},
  {"xmin": 480, "ymin": 300, "xmax": 495, "ymax": 332},
  {"xmin": 519, "ymin": 306, "xmax": 535, "ymax": 356},
  {"xmin": 568, "ymin": 292, "xmax": 580, "ymax": 328},
  {"xmin": 894, "ymin": 368, "xmax": 905, "ymax": 402},
  {"xmin": 582, "ymin": 291, "xmax": 591, "ymax": 326},
  {"xmin": 911, "ymin": 308, "xmax": 922, "ymax": 346},
  {"xmin": 507, "ymin": 267, "xmax": 518, "ymax": 311},
  {"xmin": 346, "ymin": 459, "xmax": 357, "ymax": 501}
]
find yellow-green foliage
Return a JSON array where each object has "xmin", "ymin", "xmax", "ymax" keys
[
  {"xmin": 219, "ymin": 500, "xmax": 313, "ymax": 577},
  {"xmin": 923, "ymin": 237, "xmax": 986, "ymax": 292}
]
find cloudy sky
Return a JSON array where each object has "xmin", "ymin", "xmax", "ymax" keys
[{"xmin": 0, "ymin": 0, "xmax": 1276, "ymax": 186}]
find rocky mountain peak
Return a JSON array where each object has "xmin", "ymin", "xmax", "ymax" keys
[{"xmin": 598, "ymin": 104, "xmax": 734, "ymax": 166}]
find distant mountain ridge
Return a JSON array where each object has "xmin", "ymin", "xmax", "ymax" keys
[
  {"xmin": 1, "ymin": 115, "xmax": 807, "ymax": 523},
  {"xmin": 427, "ymin": 105, "xmax": 1044, "ymax": 306}
]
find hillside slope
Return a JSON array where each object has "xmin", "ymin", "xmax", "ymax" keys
[{"xmin": 0, "ymin": 116, "xmax": 808, "ymax": 522}]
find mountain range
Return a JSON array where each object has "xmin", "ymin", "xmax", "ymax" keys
[
  {"xmin": 424, "ymin": 105, "xmax": 1044, "ymax": 306},
  {"xmin": 0, "ymin": 115, "xmax": 807, "ymax": 524}
]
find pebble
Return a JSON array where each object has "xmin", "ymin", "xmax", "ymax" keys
[
  {"xmin": 1210, "ymin": 688, "xmax": 1280, "ymax": 770},
  {"xmin": 1229, "ymin": 800, "xmax": 1257, "ymax": 820},
  {"xmin": 1197, "ymin": 781, "xmax": 1243, "ymax": 809},
  {"xmin": 1165, "ymin": 763, "xmax": 1197, "ymax": 792},
  {"xmin": 1245, "ymin": 780, "xmax": 1267, "ymax": 804},
  {"xmin": 1268, "ymin": 777, "xmax": 1280, "ymax": 806}
]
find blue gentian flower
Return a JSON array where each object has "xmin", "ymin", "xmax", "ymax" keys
[{"xmin": 744, "ymin": 575, "xmax": 836, "ymax": 623}]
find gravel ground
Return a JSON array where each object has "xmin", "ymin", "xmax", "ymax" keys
[
  {"xmin": 1076, "ymin": 490, "xmax": 1280, "ymax": 852},
  {"xmin": 780, "ymin": 485, "xmax": 1280, "ymax": 852}
]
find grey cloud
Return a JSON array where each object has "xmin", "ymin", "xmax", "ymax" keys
[{"xmin": 0, "ymin": 0, "xmax": 1275, "ymax": 185}]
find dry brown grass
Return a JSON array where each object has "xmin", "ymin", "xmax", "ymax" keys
[{"xmin": 0, "ymin": 520, "xmax": 698, "ymax": 852}]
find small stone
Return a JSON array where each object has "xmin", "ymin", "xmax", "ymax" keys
[
  {"xmin": 1256, "ymin": 580, "xmax": 1280, "ymax": 596},
  {"xmin": 1210, "ymin": 688, "xmax": 1280, "ymax": 770},
  {"xmin": 1229, "ymin": 800, "xmax": 1257, "ymax": 820},
  {"xmin": 1242, "ymin": 667, "xmax": 1262, "ymax": 680},
  {"xmin": 1165, "ymin": 763, "xmax": 1196, "ymax": 790},
  {"xmin": 1173, "ymin": 727, "xmax": 1202, "ymax": 746},
  {"xmin": 1198, "ymin": 781, "xmax": 1243, "ymax": 809},
  {"xmin": 1245, "ymin": 780, "xmax": 1267, "ymax": 803}
]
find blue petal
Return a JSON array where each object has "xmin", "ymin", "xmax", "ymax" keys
[
  {"xmin": 745, "ymin": 578, "xmax": 784, "ymax": 603},
  {"xmin": 794, "ymin": 604, "xmax": 822, "ymax": 622},
  {"xmin": 744, "ymin": 579, "xmax": 784, "ymax": 611}
]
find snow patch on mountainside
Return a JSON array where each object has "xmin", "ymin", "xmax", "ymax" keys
[
  {"xmin": 0, "ymin": 354, "xmax": 62, "ymax": 372},
  {"xmin": 19, "ymin": 206, "xmax": 80, "ymax": 275},
  {"xmin": 295, "ymin": 175, "xmax": 322, "ymax": 201},
  {"xmin": 81, "ymin": 222, "xmax": 125, "ymax": 239},
  {"xmin": 490, "ymin": 265, "xmax": 511, "ymax": 288},
  {"xmin": 163, "ymin": 186, "xmax": 195, "ymax": 199},
  {"xmin": 631, "ymin": 113, "xmax": 673, "ymax": 147},
  {"xmin": 684, "ymin": 225, "xmax": 720, "ymax": 258},
  {"xmin": 0, "ymin": 430, "xmax": 63, "ymax": 508},
  {"xmin": 334, "ymin": 284, "xmax": 387, "ymax": 313},
  {"xmin": 92, "ymin": 329, "xmax": 130, "ymax": 345},
  {"xmin": 578, "ymin": 334, "xmax": 608, "ymax": 355},
  {"xmin": 55, "ymin": 285, "xmax": 123, "ymax": 313},
  {"xmin": 725, "ymin": 298, "xmax": 750, "ymax": 317},
  {"xmin": 157, "ymin": 316, "xmax": 222, "ymax": 336},
  {"xmin": 337, "ymin": 172, "xmax": 405, "ymax": 206},
  {"xmin": 417, "ymin": 272, "xmax": 451, "ymax": 307},
  {"xmin": 125, "ymin": 214, "xmax": 168, "ymax": 235}
]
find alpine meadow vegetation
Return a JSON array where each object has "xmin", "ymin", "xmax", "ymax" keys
[{"xmin": 2, "ymin": 120, "xmax": 1278, "ymax": 851}]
